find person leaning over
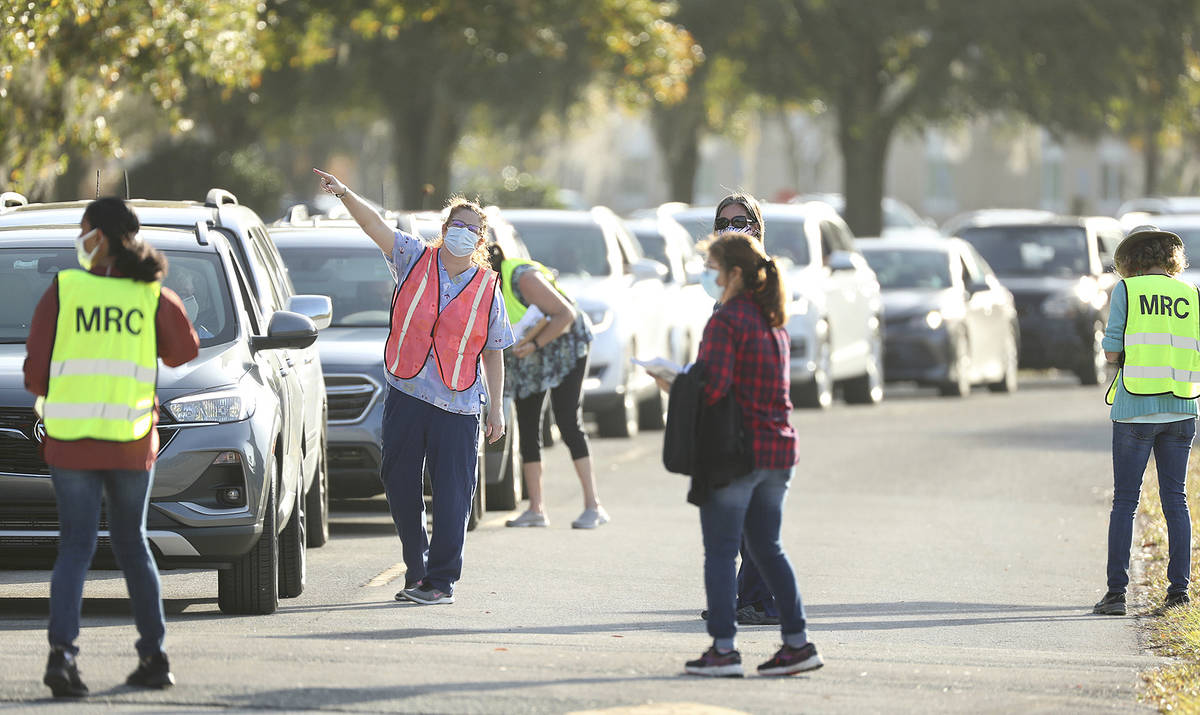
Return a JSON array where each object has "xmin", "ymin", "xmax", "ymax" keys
[
  {"xmin": 486, "ymin": 242, "xmax": 606, "ymax": 529},
  {"xmin": 24, "ymin": 198, "xmax": 200, "ymax": 697},
  {"xmin": 1094, "ymin": 225, "xmax": 1200, "ymax": 617},
  {"xmin": 313, "ymin": 169, "xmax": 512, "ymax": 606},
  {"xmin": 673, "ymin": 231, "xmax": 821, "ymax": 677}
]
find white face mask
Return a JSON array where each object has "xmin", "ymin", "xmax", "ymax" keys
[
  {"xmin": 75, "ymin": 228, "xmax": 100, "ymax": 270},
  {"xmin": 443, "ymin": 226, "xmax": 479, "ymax": 257},
  {"xmin": 182, "ymin": 295, "xmax": 199, "ymax": 322},
  {"xmin": 700, "ymin": 268, "xmax": 723, "ymax": 301}
]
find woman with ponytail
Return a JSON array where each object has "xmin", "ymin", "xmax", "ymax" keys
[
  {"xmin": 681, "ymin": 231, "xmax": 821, "ymax": 678},
  {"xmin": 24, "ymin": 197, "xmax": 198, "ymax": 696}
]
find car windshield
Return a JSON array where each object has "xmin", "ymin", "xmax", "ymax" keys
[
  {"xmin": 862, "ymin": 249, "xmax": 952, "ymax": 290},
  {"xmin": 1156, "ymin": 227, "xmax": 1200, "ymax": 264},
  {"xmin": 631, "ymin": 228, "xmax": 668, "ymax": 266},
  {"xmin": 0, "ymin": 248, "xmax": 235, "ymax": 346},
  {"xmin": 669, "ymin": 213, "xmax": 714, "ymax": 244},
  {"xmin": 506, "ymin": 220, "xmax": 611, "ymax": 277},
  {"xmin": 277, "ymin": 246, "xmax": 395, "ymax": 327},
  {"xmin": 958, "ymin": 226, "xmax": 1089, "ymax": 277},
  {"xmin": 759, "ymin": 214, "xmax": 812, "ymax": 266}
]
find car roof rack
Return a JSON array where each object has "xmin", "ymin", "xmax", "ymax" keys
[
  {"xmin": 205, "ymin": 188, "xmax": 239, "ymax": 208},
  {"xmin": 194, "ymin": 220, "xmax": 210, "ymax": 246},
  {"xmin": 1, "ymin": 191, "xmax": 29, "ymax": 211}
]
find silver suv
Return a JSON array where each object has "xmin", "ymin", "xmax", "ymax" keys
[{"xmin": 0, "ymin": 190, "xmax": 332, "ymax": 614}]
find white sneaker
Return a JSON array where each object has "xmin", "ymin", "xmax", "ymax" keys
[
  {"xmin": 571, "ymin": 506, "xmax": 610, "ymax": 529},
  {"xmin": 505, "ymin": 509, "xmax": 549, "ymax": 527}
]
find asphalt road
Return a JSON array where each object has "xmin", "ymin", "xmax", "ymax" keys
[{"xmin": 0, "ymin": 373, "xmax": 1163, "ymax": 713}]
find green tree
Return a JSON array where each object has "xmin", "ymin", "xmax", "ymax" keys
[
  {"xmin": 286, "ymin": 0, "xmax": 696, "ymax": 208},
  {"xmin": 740, "ymin": 1, "xmax": 1190, "ymax": 236},
  {"xmin": 0, "ymin": 0, "xmax": 265, "ymax": 198}
]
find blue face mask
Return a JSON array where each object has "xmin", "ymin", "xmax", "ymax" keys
[
  {"xmin": 700, "ymin": 268, "xmax": 723, "ymax": 301},
  {"xmin": 443, "ymin": 226, "xmax": 478, "ymax": 257}
]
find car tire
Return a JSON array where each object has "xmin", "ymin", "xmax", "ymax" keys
[
  {"xmin": 467, "ymin": 452, "xmax": 485, "ymax": 532},
  {"xmin": 305, "ymin": 434, "xmax": 329, "ymax": 548},
  {"xmin": 637, "ymin": 388, "xmax": 667, "ymax": 430},
  {"xmin": 486, "ymin": 400, "xmax": 521, "ymax": 511},
  {"xmin": 1076, "ymin": 323, "xmax": 1106, "ymax": 385},
  {"xmin": 597, "ymin": 363, "xmax": 639, "ymax": 438},
  {"xmin": 843, "ymin": 324, "xmax": 884, "ymax": 405},
  {"xmin": 792, "ymin": 331, "xmax": 833, "ymax": 409},
  {"xmin": 939, "ymin": 335, "xmax": 971, "ymax": 397},
  {"xmin": 988, "ymin": 331, "xmax": 1019, "ymax": 393},
  {"xmin": 218, "ymin": 466, "xmax": 279, "ymax": 615},
  {"xmin": 278, "ymin": 473, "xmax": 306, "ymax": 599}
]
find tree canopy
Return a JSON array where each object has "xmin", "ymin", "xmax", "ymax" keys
[{"xmin": 1, "ymin": 0, "xmax": 265, "ymax": 197}]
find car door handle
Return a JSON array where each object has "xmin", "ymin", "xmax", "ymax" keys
[
  {"xmin": 279, "ymin": 368, "xmax": 290, "ymax": 377},
  {"xmin": 285, "ymin": 356, "xmax": 294, "ymax": 367}
]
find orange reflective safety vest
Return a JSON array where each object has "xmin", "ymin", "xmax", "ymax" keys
[{"xmin": 384, "ymin": 246, "xmax": 499, "ymax": 391}]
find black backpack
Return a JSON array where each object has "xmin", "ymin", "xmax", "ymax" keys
[{"xmin": 663, "ymin": 364, "xmax": 752, "ymax": 503}]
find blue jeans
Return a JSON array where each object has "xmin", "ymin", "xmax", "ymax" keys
[
  {"xmin": 380, "ymin": 387, "xmax": 480, "ymax": 594},
  {"xmin": 48, "ymin": 467, "xmax": 165, "ymax": 658},
  {"xmin": 1108, "ymin": 419, "xmax": 1195, "ymax": 595},
  {"xmin": 700, "ymin": 466, "xmax": 806, "ymax": 645}
]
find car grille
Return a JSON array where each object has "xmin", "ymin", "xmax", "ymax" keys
[
  {"xmin": 329, "ymin": 445, "xmax": 379, "ymax": 471},
  {"xmin": 0, "ymin": 407, "xmax": 178, "ymax": 477},
  {"xmin": 1012, "ymin": 292, "xmax": 1051, "ymax": 319},
  {"xmin": 325, "ymin": 375, "xmax": 380, "ymax": 423}
]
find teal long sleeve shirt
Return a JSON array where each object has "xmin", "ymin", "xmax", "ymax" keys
[{"xmin": 1103, "ymin": 280, "xmax": 1198, "ymax": 421}]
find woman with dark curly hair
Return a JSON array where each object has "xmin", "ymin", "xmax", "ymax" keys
[{"xmin": 1095, "ymin": 225, "xmax": 1199, "ymax": 617}]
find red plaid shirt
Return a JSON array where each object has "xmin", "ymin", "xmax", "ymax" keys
[{"xmin": 695, "ymin": 293, "xmax": 799, "ymax": 469}]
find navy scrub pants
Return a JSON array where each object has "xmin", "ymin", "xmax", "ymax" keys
[{"xmin": 380, "ymin": 386, "xmax": 481, "ymax": 594}]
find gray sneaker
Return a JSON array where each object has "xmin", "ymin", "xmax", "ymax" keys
[
  {"xmin": 505, "ymin": 509, "xmax": 549, "ymax": 527},
  {"xmin": 571, "ymin": 506, "xmax": 611, "ymax": 529}
]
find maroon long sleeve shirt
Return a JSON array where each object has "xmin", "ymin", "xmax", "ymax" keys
[{"xmin": 23, "ymin": 268, "xmax": 200, "ymax": 470}]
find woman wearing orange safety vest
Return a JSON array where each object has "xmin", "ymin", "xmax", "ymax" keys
[{"xmin": 314, "ymin": 169, "xmax": 512, "ymax": 606}]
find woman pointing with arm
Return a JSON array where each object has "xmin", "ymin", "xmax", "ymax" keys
[{"xmin": 314, "ymin": 169, "xmax": 513, "ymax": 605}]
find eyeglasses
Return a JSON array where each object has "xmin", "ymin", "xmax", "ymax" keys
[
  {"xmin": 449, "ymin": 219, "xmax": 482, "ymax": 236},
  {"xmin": 714, "ymin": 216, "xmax": 757, "ymax": 231}
]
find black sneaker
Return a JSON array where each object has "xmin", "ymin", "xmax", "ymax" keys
[
  {"xmin": 699, "ymin": 605, "xmax": 780, "ymax": 625},
  {"xmin": 757, "ymin": 642, "xmax": 824, "ymax": 676},
  {"xmin": 1093, "ymin": 591, "xmax": 1126, "ymax": 615},
  {"xmin": 684, "ymin": 647, "xmax": 743, "ymax": 677},
  {"xmin": 126, "ymin": 651, "xmax": 175, "ymax": 689},
  {"xmin": 1164, "ymin": 592, "xmax": 1191, "ymax": 611},
  {"xmin": 43, "ymin": 649, "xmax": 88, "ymax": 698}
]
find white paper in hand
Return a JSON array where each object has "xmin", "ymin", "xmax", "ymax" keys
[
  {"xmin": 511, "ymin": 305, "xmax": 546, "ymax": 342},
  {"xmin": 631, "ymin": 357, "xmax": 685, "ymax": 382}
]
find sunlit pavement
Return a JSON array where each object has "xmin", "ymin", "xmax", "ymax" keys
[{"xmin": 0, "ymin": 372, "xmax": 1157, "ymax": 712}]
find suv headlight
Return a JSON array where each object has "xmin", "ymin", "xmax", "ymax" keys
[
  {"xmin": 164, "ymin": 388, "xmax": 255, "ymax": 423},
  {"xmin": 907, "ymin": 310, "xmax": 944, "ymax": 330},
  {"xmin": 585, "ymin": 308, "xmax": 613, "ymax": 333}
]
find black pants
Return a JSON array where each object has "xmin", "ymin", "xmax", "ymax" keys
[{"xmin": 514, "ymin": 353, "xmax": 591, "ymax": 464}]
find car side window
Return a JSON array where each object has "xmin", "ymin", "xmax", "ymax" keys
[
  {"xmin": 248, "ymin": 238, "xmax": 284, "ymax": 316},
  {"xmin": 963, "ymin": 244, "xmax": 995, "ymax": 284},
  {"xmin": 613, "ymin": 223, "xmax": 641, "ymax": 272},
  {"xmin": 252, "ymin": 226, "xmax": 297, "ymax": 296},
  {"xmin": 226, "ymin": 249, "xmax": 262, "ymax": 334}
]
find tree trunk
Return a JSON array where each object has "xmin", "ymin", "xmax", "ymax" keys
[
  {"xmin": 1143, "ymin": 120, "xmax": 1162, "ymax": 197},
  {"xmin": 650, "ymin": 64, "xmax": 709, "ymax": 203},
  {"xmin": 387, "ymin": 78, "xmax": 462, "ymax": 210},
  {"xmin": 838, "ymin": 117, "xmax": 891, "ymax": 238}
]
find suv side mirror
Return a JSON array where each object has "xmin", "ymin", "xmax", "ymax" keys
[
  {"xmin": 827, "ymin": 250, "xmax": 856, "ymax": 272},
  {"xmin": 630, "ymin": 258, "xmax": 669, "ymax": 282},
  {"xmin": 286, "ymin": 294, "xmax": 332, "ymax": 330},
  {"xmin": 251, "ymin": 310, "xmax": 318, "ymax": 351}
]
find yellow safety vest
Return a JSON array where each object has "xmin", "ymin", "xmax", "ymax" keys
[
  {"xmin": 500, "ymin": 258, "xmax": 565, "ymax": 325},
  {"xmin": 44, "ymin": 270, "xmax": 161, "ymax": 441},
  {"xmin": 1106, "ymin": 275, "xmax": 1200, "ymax": 404}
]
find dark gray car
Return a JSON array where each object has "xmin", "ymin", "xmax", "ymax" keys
[{"xmin": 0, "ymin": 226, "xmax": 319, "ymax": 615}]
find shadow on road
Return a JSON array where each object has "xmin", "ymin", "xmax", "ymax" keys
[{"xmin": 0, "ymin": 596, "xmax": 213, "ymax": 620}]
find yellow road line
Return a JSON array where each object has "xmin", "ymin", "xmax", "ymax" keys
[{"xmin": 364, "ymin": 562, "xmax": 406, "ymax": 587}]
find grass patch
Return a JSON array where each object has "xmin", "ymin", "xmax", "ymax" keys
[{"xmin": 1138, "ymin": 457, "xmax": 1200, "ymax": 712}]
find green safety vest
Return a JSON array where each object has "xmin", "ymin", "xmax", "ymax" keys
[
  {"xmin": 1106, "ymin": 275, "xmax": 1200, "ymax": 405},
  {"xmin": 499, "ymin": 258, "xmax": 567, "ymax": 324},
  {"xmin": 44, "ymin": 270, "xmax": 161, "ymax": 441}
]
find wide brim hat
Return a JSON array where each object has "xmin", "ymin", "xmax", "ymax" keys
[{"xmin": 1114, "ymin": 224, "xmax": 1184, "ymax": 266}]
